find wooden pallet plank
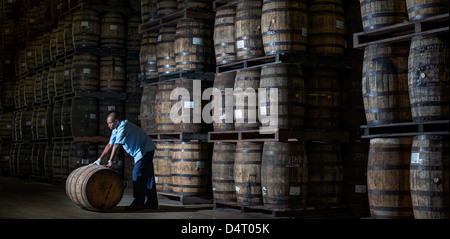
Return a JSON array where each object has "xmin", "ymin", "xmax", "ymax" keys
[{"xmin": 360, "ymin": 120, "xmax": 449, "ymax": 138}]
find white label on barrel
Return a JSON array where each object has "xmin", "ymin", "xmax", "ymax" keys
[
  {"xmin": 5, "ymin": 29, "xmax": 9, "ymax": 34},
  {"xmin": 157, "ymin": 35, "xmax": 162, "ymax": 42},
  {"xmin": 302, "ymin": 28, "xmax": 307, "ymax": 36},
  {"xmin": 5, "ymin": 156, "xmax": 10, "ymax": 160},
  {"xmin": 354, "ymin": 185, "xmax": 366, "ymax": 193},
  {"xmin": 235, "ymin": 186, "xmax": 240, "ymax": 192},
  {"xmin": 260, "ymin": 106, "xmax": 267, "ymax": 115},
  {"xmin": 118, "ymin": 160, "xmax": 123, "ymax": 166},
  {"xmin": 26, "ymin": 121, "xmax": 32, "ymax": 126},
  {"xmin": 262, "ymin": 187, "xmax": 267, "ymax": 195},
  {"xmin": 290, "ymin": 186, "xmax": 300, "ymax": 195},
  {"xmin": 27, "ymin": 51, "xmax": 32, "ymax": 56},
  {"xmin": 81, "ymin": 21, "xmax": 89, "ymax": 27},
  {"xmin": 61, "ymin": 125, "xmax": 64, "ymax": 131},
  {"xmin": 137, "ymin": 115, "xmax": 141, "ymax": 120},
  {"xmin": 81, "ymin": 159, "xmax": 89, "ymax": 164},
  {"xmin": 336, "ymin": 20, "xmax": 344, "ymax": 29},
  {"xmin": 114, "ymin": 66, "xmax": 121, "ymax": 72},
  {"xmin": 83, "ymin": 68, "xmax": 91, "ymax": 74},
  {"xmin": 8, "ymin": 0, "xmax": 13, "ymax": 3},
  {"xmin": 108, "ymin": 106, "xmax": 116, "ymax": 111},
  {"xmin": 236, "ymin": 40, "xmax": 245, "ymax": 49},
  {"xmin": 184, "ymin": 101, "xmax": 194, "ymax": 109},
  {"xmin": 235, "ymin": 109, "xmax": 243, "ymax": 119},
  {"xmin": 212, "ymin": 187, "xmax": 216, "ymax": 191},
  {"xmin": 41, "ymin": 119, "xmax": 46, "ymax": 125},
  {"xmin": 22, "ymin": 63, "xmax": 26, "ymax": 67},
  {"xmin": 90, "ymin": 114, "xmax": 96, "ymax": 119},
  {"xmin": 411, "ymin": 153, "xmax": 421, "ymax": 164},
  {"xmin": 193, "ymin": 37, "xmax": 202, "ymax": 45},
  {"xmin": 64, "ymin": 70, "xmax": 70, "ymax": 76},
  {"xmin": 5, "ymin": 60, "xmax": 10, "ymax": 64},
  {"xmin": 155, "ymin": 176, "xmax": 158, "ymax": 183},
  {"xmin": 219, "ymin": 114, "xmax": 226, "ymax": 120},
  {"xmin": 30, "ymin": 18, "xmax": 35, "ymax": 23},
  {"xmin": 6, "ymin": 124, "xmax": 11, "ymax": 129},
  {"xmin": 196, "ymin": 161, "xmax": 204, "ymax": 169},
  {"xmin": 110, "ymin": 25, "xmax": 118, "ymax": 30}
]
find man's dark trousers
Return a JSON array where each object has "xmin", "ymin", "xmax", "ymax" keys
[{"xmin": 132, "ymin": 150, "xmax": 158, "ymax": 207}]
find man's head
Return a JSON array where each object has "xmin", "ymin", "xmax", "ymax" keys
[{"xmin": 107, "ymin": 112, "xmax": 120, "ymax": 131}]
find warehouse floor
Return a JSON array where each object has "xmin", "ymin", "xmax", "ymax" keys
[{"xmin": 0, "ymin": 175, "xmax": 275, "ymax": 219}]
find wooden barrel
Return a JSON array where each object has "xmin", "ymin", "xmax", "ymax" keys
[
  {"xmin": 260, "ymin": 63, "xmax": 305, "ymax": 130},
  {"xmin": 406, "ymin": 0, "xmax": 449, "ymax": 21},
  {"xmin": 140, "ymin": 85, "xmax": 158, "ymax": 134},
  {"xmin": 54, "ymin": 60, "xmax": 65, "ymax": 96},
  {"xmin": 2, "ymin": 19, "xmax": 18, "ymax": 48},
  {"xmin": 1, "ymin": 78, "xmax": 15, "ymax": 109},
  {"xmin": 44, "ymin": 144, "xmax": 54, "ymax": 179},
  {"xmin": 155, "ymin": 81, "xmax": 176, "ymax": 133},
  {"xmin": 305, "ymin": 67, "xmax": 341, "ymax": 130},
  {"xmin": 140, "ymin": 30, "xmax": 159, "ymax": 80},
  {"xmin": 408, "ymin": 33, "xmax": 449, "ymax": 122},
  {"xmin": 24, "ymin": 75, "xmax": 35, "ymax": 106},
  {"xmin": 64, "ymin": 14, "xmax": 74, "ymax": 52},
  {"xmin": 36, "ymin": 105, "xmax": 53, "ymax": 139},
  {"xmin": 14, "ymin": 110, "xmax": 32, "ymax": 141},
  {"xmin": 214, "ymin": 6, "xmax": 237, "ymax": 65},
  {"xmin": 157, "ymin": 0, "xmax": 178, "ymax": 17},
  {"xmin": 126, "ymin": 58, "xmax": 142, "ymax": 95},
  {"xmin": 52, "ymin": 143, "xmax": 63, "ymax": 180},
  {"xmin": 0, "ymin": 112, "xmax": 14, "ymax": 141},
  {"xmin": 154, "ymin": 141, "xmax": 174, "ymax": 193},
  {"xmin": 98, "ymin": 142, "xmax": 124, "ymax": 178},
  {"xmin": 31, "ymin": 144, "xmax": 47, "ymax": 179},
  {"xmin": 47, "ymin": 66, "xmax": 56, "ymax": 101},
  {"xmin": 100, "ymin": 11, "xmax": 125, "ymax": 49},
  {"xmin": 98, "ymin": 99, "xmax": 125, "ymax": 136},
  {"xmin": 234, "ymin": 68, "xmax": 261, "ymax": 131},
  {"xmin": 141, "ymin": 0, "xmax": 158, "ymax": 22},
  {"xmin": 306, "ymin": 141, "xmax": 343, "ymax": 209},
  {"xmin": 17, "ymin": 143, "xmax": 33, "ymax": 178},
  {"xmin": 341, "ymin": 140, "xmax": 370, "ymax": 217},
  {"xmin": 261, "ymin": 141, "xmax": 308, "ymax": 209},
  {"xmin": 367, "ymin": 137, "xmax": 414, "ymax": 219},
  {"xmin": 213, "ymin": 71, "xmax": 236, "ymax": 131},
  {"xmin": 61, "ymin": 97, "xmax": 99, "ymax": 137},
  {"xmin": 172, "ymin": 79, "xmax": 212, "ymax": 133},
  {"xmin": 359, "ymin": 0, "xmax": 408, "ymax": 32},
  {"xmin": 234, "ymin": 142, "xmax": 263, "ymax": 206},
  {"xmin": 126, "ymin": 15, "xmax": 142, "ymax": 52},
  {"xmin": 157, "ymin": 24, "xmax": 177, "ymax": 74},
  {"xmin": 308, "ymin": 0, "xmax": 346, "ymax": 55},
  {"xmin": 212, "ymin": 142, "xmax": 236, "ymax": 202},
  {"xmin": 25, "ymin": 41, "xmax": 36, "ymax": 70},
  {"xmin": 56, "ymin": 21, "xmax": 65, "ymax": 56},
  {"xmin": 235, "ymin": 0, "xmax": 264, "ymax": 60},
  {"xmin": 99, "ymin": 56, "xmax": 126, "ymax": 92},
  {"xmin": 65, "ymin": 164, "xmax": 124, "ymax": 211},
  {"xmin": 72, "ymin": 53, "xmax": 99, "ymax": 92},
  {"xmin": 63, "ymin": 56, "xmax": 73, "ymax": 94},
  {"xmin": 171, "ymin": 141, "xmax": 210, "ymax": 196},
  {"xmin": 124, "ymin": 101, "xmax": 141, "ymax": 127},
  {"xmin": 2, "ymin": 0, "xmax": 19, "ymax": 17},
  {"xmin": 362, "ymin": 43, "xmax": 411, "ymax": 125},
  {"xmin": 410, "ymin": 135, "xmax": 449, "ymax": 219},
  {"xmin": 261, "ymin": 0, "xmax": 308, "ymax": 55},
  {"xmin": 53, "ymin": 100, "xmax": 63, "ymax": 138},
  {"xmin": 41, "ymin": 32, "xmax": 52, "ymax": 64},
  {"xmin": 72, "ymin": 8, "xmax": 100, "ymax": 48},
  {"xmin": 177, "ymin": 0, "xmax": 212, "ymax": 11},
  {"xmin": 0, "ymin": 143, "xmax": 12, "ymax": 175},
  {"xmin": 9, "ymin": 144, "xmax": 18, "ymax": 176},
  {"xmin": 174, "ymin": 18, "xmax": 213, "ymax": 72},
  {"xmin": 35, "ymin": 35, "xmax": 44, "ymax": 67}
]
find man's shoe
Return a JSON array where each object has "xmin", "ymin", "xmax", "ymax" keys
[
  {"xmin": 124, "ymin": 204, "xmax": 145, "ymax": 211},
  {"xmin": 144, "ymin": 202, "xmax": 158, "ymax": 210}
]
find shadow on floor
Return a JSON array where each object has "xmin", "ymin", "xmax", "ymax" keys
[{"xmin": 96, "ymin": 205, "xmax": 214, "ymax": 214}]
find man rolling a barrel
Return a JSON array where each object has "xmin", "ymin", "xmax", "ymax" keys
[{"xmin": 96, "ymin": 112, "xmax": 158, "ymax": 211}]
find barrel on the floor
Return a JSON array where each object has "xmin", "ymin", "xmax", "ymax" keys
[
  {"xmin": 171, "ymin": 141, "xmax": 210, "ymax": 196},
  {"xmin": 234, "ymin": 141, "xmax": 263, "ymax": 206},
  {"xmin": 367, "ymin": 137, "xmax": 414, "ymax": 219},
  {"xmin": 66, "ymin": 164, "xmax": 124, "ymax": 211},
  {"xmin": 408, "ymin": 33, "xmax": 449, "ymax": 122},
  {"xmin": 261, "ymin": 141, "xmax": 308, "ymax": 209},
  {"xmin": 410, "ymin": 135, "xmax": 449, "ymax": 219},
  {"xmin": 212, "ymin": 142, "xmax": 236, "ymax": 202}
]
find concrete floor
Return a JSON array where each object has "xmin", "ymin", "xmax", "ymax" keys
[{"xmin": 0, "ymin": 175, "xmax": 275, "ymax": 219}]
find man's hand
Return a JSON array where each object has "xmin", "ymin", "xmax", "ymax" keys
[{"xmin": 105, "ymin": 160, "xmax": 113, "ymax": 168}]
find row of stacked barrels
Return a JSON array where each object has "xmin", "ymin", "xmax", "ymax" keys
[
  {"xmin": 140, "ymin": 0, "xmax": 213, "ymax": 23},
  {"xmin": 0, "ymin": 98, "xmax": 140, "ymax": 141},
  {"xmin": 140, "ymin": 64, "xmax": 342, "ymax": 135},
  {"xmin": 213, "ymin": 0, "xmax": 347, "ymax": 67},
  {"xmin": 153, "ymin": 140, "xmax": 344, "ymax": 209},
  {"xmin": 360, "ymin": 0, "xmax": 449, "ymax": 219},
  {"xmin": 0, "ymin": 141, "xmax": 128, "ymax": 182}
]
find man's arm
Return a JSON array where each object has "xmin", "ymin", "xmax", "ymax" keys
[{"xmin": 106, "ymin": 143, "xmax": 121, "ymax": 168}]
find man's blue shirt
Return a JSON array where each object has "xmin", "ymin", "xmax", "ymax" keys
[{"xmin": 109, "ymin": 120, "xmax": 156, "ymax": 163}]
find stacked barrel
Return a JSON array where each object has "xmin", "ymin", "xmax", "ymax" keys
[
  {"xmin": 359, "ymin": 0, "xmax": 449, "ymax": 219},
  {"xmin": 139, "ymin": 0, "xmax": 215, "ymax": 197},
  {"xmin": 0, "ymin": 1, "xmax": 142, "ymax": 184}
]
